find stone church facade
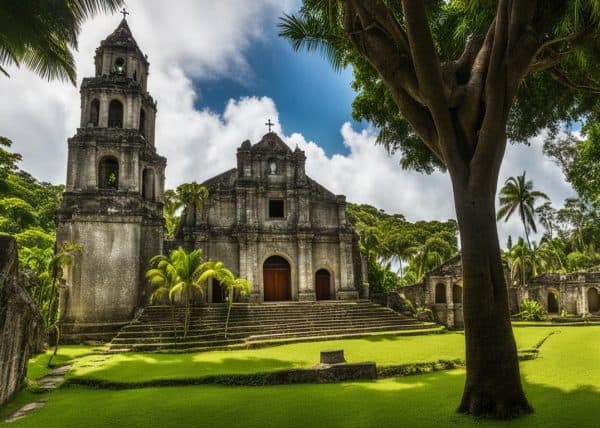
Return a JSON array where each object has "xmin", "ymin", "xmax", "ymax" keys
[
  {"xmin": 57, "ymin": 19, "xmax": 166, "ymax": 336},
  {"xmin": 176, "ymin": 132, "xmax": 364, "ymax": 303},
  {"xmin": 56, "ymin": 19, "xmax": 363, "ymax": 337}
]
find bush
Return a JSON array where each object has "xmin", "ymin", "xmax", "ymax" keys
[{"xmin": 519, "ymin": 299, "xmax": 545, "ymax": 321}]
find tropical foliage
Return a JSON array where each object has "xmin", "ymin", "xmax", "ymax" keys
[
  {"xmin": 162, "ymin": 182, "xmax": 209, "ymax": 238},
  {"xmin": 146, "ymin": 247, "xmax": 251, "ymax": 339},
  {"xmin": 0, "ymin": 0, "xmax": 123, "ymax": 83},
  {"xmin": 519, "ymin": 299, "xmax": 545, "ymax": 321},
  {"xmin": 146, "ymin": 247, "xmax": 210, "ymax": 338},
  {"xmin": 347, "ymin": 203, "xmax": 458, "ymax": 291}
]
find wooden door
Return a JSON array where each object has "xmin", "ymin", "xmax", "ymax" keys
[
  {"xmin": 263, "ymin": 256, "xmax": 291, "ymax": 301},
  {"xmin": 315, "ymin": 270, "xmax": 331, "ymax": 300}
]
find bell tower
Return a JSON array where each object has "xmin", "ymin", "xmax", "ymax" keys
[{"xmin": 57, "ymin": 17, "xmax": 166, "ymax": 340}]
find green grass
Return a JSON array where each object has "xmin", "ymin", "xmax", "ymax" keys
[
  {"xmin": 3, "ymin": 327, "xmax": 598, "ymax": 427},
  {"xmin": 27, "ymin": 345, "xmax": 100, "ymax": 381},
  {"xmin": 67, "ymin": 327, "xmax": 554, "ymax": 384}
]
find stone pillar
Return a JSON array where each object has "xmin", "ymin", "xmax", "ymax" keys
[
  {"xmin": 99, "ymin": 93, "xmax": 109, "ymax": 127},
  {"xmin": 337, "ymin": 233, "xmax": 359, "ymax": 300},
  {"xmin": 246, "ymin": 232, "xmax": 259, "ymax": 301},
  {"xmin": 581, "ymin": 285, "xmax": 588, "ymax": 315},
  {"xmin": 445, "ymin": 279, "xmax": 454, "ymax": 328},
  {"xmin": 298, "ymin": 233, "xmax": 314, "ymax": 301}
]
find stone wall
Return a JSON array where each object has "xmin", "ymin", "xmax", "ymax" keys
[{"xmin": 0, "ymin": 236, "xmax": 43, "ymax": 406}]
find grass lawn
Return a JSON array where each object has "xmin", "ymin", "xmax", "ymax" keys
[
  {"xmin": 2, "ymin": 326, "xmax": 597, "ymax": 427},
  {"xmin": 66, "ymin": 326, "xmax": 555, "ymax": 384},
  {"xmin": 27, "ymin": 345, "xmax": 100, "ymax": 381}
]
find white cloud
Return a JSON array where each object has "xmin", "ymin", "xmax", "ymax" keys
[{"xmin": 0, "ymin": 0, "xmax": 292, "ymax": 183}]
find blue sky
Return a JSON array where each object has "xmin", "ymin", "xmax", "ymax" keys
[{"xmin": 194, "ymin": 16, "xmax": 360, "ymax": 156}]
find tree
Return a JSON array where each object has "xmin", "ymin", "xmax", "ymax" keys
[
  {"xmin": 147, "ymin": 247, "xmax": 210, "ymax": 338},
  {"xmin": 545, "ymin": 122, "xmax": 600, "ymax": 207},
  {"xmin": 497, "ymin": 172, "xmax": 549, "ymax": 248},
  {"xmin": 0, "ymin": 0, "xmax": 123, "ymax": 84},
  {"xmin": 163, "ymin": 189, "xmax": 181, "ymax": 238},
  {"xmin": 176, "ymin": 182, "xmax": 208, "ymax": 229},
  {"xmin": 281, "ymin": 0, "xmax": 600, "ymax": 417},
  {"xmin": 198, "ymin": 262, "xmax": 251, "ymax": 338}
]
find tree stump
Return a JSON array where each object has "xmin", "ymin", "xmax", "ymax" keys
[{"xmin": 320, "ymin": 349, "xmax": 346, "ymax": 365}]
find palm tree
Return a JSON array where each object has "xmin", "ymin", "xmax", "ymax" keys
[
  {"xmin": 147, "ymin": 247, "xmax": 211, "ymax": 338},
  {"xmin": 176, "ymin": 182, "xmax": 208, "ymax": 228},
  {"xmin": 198, "ymin": 262, "xmax": 251, "ymax": 338},
  {"xmin": 162, "ymin": 189, "xmax": 181, "ymax": 238},
  {"xmin": 405, "ymin": 236, "xmax": 455, "ymax": 283},
  {"xmin": 497, "ymin": 172, "xmax": 550, "ymax": 249},
  {"xmin": 0, "ymin": 0, "xmax": 123, "ymax": 84}
]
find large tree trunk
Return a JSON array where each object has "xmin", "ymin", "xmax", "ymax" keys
[{"xmin": 452, "ymin": 172, "xmax": 532, "ymax": 418}]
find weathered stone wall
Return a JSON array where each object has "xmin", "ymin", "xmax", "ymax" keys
[
  {"xmin": 0, "ymin": 236, "xmax": 43, "ymax": 406},
  {"xmin": 58, "ymin": 218, "xmax": 142, "ymax": 323}
]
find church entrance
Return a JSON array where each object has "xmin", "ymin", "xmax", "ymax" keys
[
  {"xmin": 315, "ymin": 269, "xmax": 331, "ymax": 300},
  {"xmin": 588, "ymin": 288, "xmax": 600, "ymax": 313},
  {"xmin": 263, "ymin": 256, "xmax": 291, "ymax": 301}
]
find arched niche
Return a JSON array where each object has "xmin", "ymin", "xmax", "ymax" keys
[
  {"xmin": 142, "ymin": 168, "xmax": 155, "ymax": 200},
  {"xmin": 452, "ymin": 284, "xmax": 462, "ymax": 304},
  {"xmin": 89, "ymin": 99, "xmax": 100, "ymax": 127},
  {"xmin": 588, "ymin": 288, "xmax": 599, "ymax": 313},
  {"xmin": 98, "ymin": 156, "xmax": 119, "ymax": 189}
]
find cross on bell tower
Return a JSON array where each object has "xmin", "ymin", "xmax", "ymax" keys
[
  {"xmin": 120, "ymin": 8, "xmax": 129, "ymax": 19},
  {"xmin": 265, "ymin": 119, "xmax": 274, "ymax": 133}
]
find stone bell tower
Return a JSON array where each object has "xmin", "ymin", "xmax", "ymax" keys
[{"xmin": 57, "ymin": 17, "xmax": 166, "ymax": 340}]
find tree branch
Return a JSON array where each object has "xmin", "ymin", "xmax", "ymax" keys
[{"xmin": 550, "ymin": 67, "xmax": 600, "ymax": 94}]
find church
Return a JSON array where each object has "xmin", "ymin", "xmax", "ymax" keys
[
  {"xmin": 56, "ymin": 17, "xmax": 363, "ymax": 338},
  {"xmin": 173, "ymin": 130, "xmax": 364, "ymax": 303}
]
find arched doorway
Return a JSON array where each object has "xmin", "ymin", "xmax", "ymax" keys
[
  {"xmin": 588, "ymin": 288, "xmax": 600, "ymax": 313},
  {"xmin": 263, "ymin": 256, "xmax": 291, "ymax": 301},
  {"xmin": 212, "ymin": 280, "xmax": 225, "ymax": 303},
  {"xmin": 547, "ymin": 291, "xmax": 559, "ymax": 313},
  {"xmin": 435, "ymin": 283, "xmax": 446, "ymax": 304},
  {"xmin": 315, "ymin": 269, "xmax": 331, "ymax": 300}
]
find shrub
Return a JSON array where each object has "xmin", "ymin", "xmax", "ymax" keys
[{"xmin": 519, "ymin": 299, "xmax": 545, "ymax": 321}]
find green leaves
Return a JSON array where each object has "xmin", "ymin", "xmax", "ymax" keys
[{"xmin": 0, "ymin": 0, "xmax": 124, "ymax": 84}]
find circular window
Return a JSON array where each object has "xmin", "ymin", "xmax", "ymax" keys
[{"xmin": 114, "ymin": 57, "xmax": 126, "ymax": 74}]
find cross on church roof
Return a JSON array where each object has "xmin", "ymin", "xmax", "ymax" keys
[
  {"xmin": 265, "ymin": 119, "xmax": 274, "ymax": 133},
  {"xmin": 120, "ymin": 8, "xmax": 129, "ymax": 19}
]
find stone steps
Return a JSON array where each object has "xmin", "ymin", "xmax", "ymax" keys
[{"xmin": 108, "ymin": 301, "xmax": 438, "ymax": 352}]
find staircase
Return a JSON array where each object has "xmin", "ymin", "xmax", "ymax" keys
[{"xmin": 109, "ymin": 301, "xmax": 440, "ymax": 352}]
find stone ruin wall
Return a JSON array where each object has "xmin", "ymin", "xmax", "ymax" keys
[{"xmin": 0, "ymin": 236, "xmax": 43, "ymax": 406}]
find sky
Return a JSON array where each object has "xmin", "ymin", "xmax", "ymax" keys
[{"xmin": 0, "ymin": 0, "xmax": 576, "ymax": 246}]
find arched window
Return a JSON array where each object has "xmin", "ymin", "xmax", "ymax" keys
[
  {"xmin": 452, "ymin": 284, "xmax": 462, "ymax": 304},
  {"xmin": 133, "ymin": 69, "xmax": 138, "ymax": 81},
  {"xmin": 142, "ymin": 168, "xmax": 155, "ymax": 200},
  {"xmin": 435, "ymin": 283, "xmax": 446, "ymax": 304},
  {"xmin": 139, "ymin": 108, "xmax": 146, "ymax": 136},
  {"xmin": 89, "ymin": 99, "xmax": 100, "ymax": 127},
  {"xmin": 98, "ymin": 156, "xmax": 119, "ymax": 189},
  {"xmin": 108, "ymin": 100, "xmax": 123, "ymax": 128}
]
